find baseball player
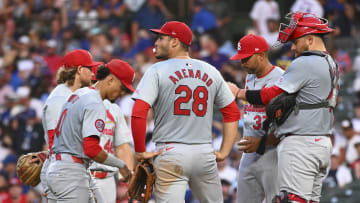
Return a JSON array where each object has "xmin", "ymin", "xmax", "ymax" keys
[
  {"xmin": 40, "ymin": 49, "xmax": 102, "ymax": 200},
  {"xmin": 88, "ymin": 69, "xmax": 135, "ymax": 203},
  {"xmin": 229, "ymin": 34, "xmax": 283, "ymax": 203},
  {"xmin": 131, "ymin": 21, "xmax": 241, "ymax": 202},
  {"xmin": 46, "ymin": 59, "xmax": 133, "ymax": 203},
  {"xmin": 229, "ymin": 12, "xmax": 338, "ymax": 202}
]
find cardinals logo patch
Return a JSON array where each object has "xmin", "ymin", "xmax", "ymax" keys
[
  {"xmin": 95, "ymin": 119, "xmax": 105, "ymax": 132},
  {"xmin": 237, "ymin": 41, "xmax": 241, "ymax": 51}
]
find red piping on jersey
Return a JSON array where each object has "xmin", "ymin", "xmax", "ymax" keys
[
  {"xmin": 257, "ymin": 66, "xmax": 275, "ymax": 79},
  {"xmin": 131, "ymin": 99, "xmax": 150, "ymax": 152},
  {"xmin": 220, "ymin": 100, "xmax": 241, "ymax": 122},
  {"xmin": 83, "ymin": 136, "xmax": 102, "ymax": 158},
  {"xmin": 260, "ymin": 85, "xmax": 284, "ymax": 105},
  {"xmin": 48, "ymin": 129, "xmax": 55, "ymax": 155},
  {"xmin": 106, "ymin": 110, "xmax": 116, "ymax": 127}
]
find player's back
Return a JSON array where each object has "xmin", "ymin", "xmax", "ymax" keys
[
  {"xmin": 42, "ymin": 84, "xmax": 72, "ymax": 148},
  {"xmin": 134, "ymin": 58, "xmax": 234, "ymax": 144},
  {"xmin": 52, "ymin": 87, "xmax": 105, "ymax": 160}
]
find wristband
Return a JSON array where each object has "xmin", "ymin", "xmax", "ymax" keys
[
  {"xmin": 103, "ymin": 153, "xmax": 125, "ymax": 168},
  {"xmin": 256, "ymin": 135, "xmax": 267, "ymax": 155}
]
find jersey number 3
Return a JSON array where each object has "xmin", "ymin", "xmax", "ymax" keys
[
  {"xmin": 174, "ymin": 85, "xmax": 208, "ymax": 117},
  {"xmin": 55, "ymin": 109, "xmax": 68, "ymax": 137}
]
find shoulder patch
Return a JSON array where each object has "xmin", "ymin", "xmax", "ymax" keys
[{"xmin": 95, "ymin": 119, "xmax": 105, "ymax": 132}]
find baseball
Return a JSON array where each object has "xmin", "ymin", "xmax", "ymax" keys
[{"xmin": 238, "ymin": 139, "xmax": 247, "ymax": 144}]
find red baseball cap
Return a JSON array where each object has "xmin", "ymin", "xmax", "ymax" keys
[
  {"xmin": 150, "ymin": 21, "xmax": 193, "ymax": 46},
  {"xmin": 106, "ymin": 59, "xmax": 135, "ymax": 92},
  {"xmin": 63, "ymin": 49, "xmax": 102, "ymax": 68},
  {"xmin": 230, "ymin": 34, "xmax": 269, "ymax": 60},
  {"xmin": 91, "ymin": 63, "xmax": 104, "ymax": 81}
]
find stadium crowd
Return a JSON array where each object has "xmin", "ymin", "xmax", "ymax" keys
[{"xmin": 0, "ymin": 0, "xmax": 360, "ymax": 202}]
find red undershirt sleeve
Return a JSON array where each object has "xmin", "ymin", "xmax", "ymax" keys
[
  {"xmin": 220, "ymin": 100, "xmax": 241, "ymax": 122},
  {"xmin": 131, "ymin": 99, "xmax": 151, "ymax": 153},
  {"xmin": 83, "ymin": 136, "xmax": 102, "ymax": 158},
  {"xmin": 260, "ymin": 85, "xmax": 284, "ymax": 105}
]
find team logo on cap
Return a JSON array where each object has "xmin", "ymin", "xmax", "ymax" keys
[
  {"xmin": 237, "ymin": 42, "xmax": 241, "ymax": 51},
  {"xmin": 255, "ymin": 48, "xmax": 259, "ymax": 51},
  {"xmin": 95, "ymin": 119, "xmax": 105, "ymax": 132},
  {"xmin": 172, "ymin": 31, "xmax": 177, "ymax": 35}
]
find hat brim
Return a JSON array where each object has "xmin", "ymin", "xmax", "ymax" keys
[
  {"xmin": 149, "ymin": 29, "xmax": 170, "ymax": 36},
  {"xmin": 123, "ymin": 83, "xmax": 135, "ymax": 92},
  {"xmin": 86, "ymin": 61, "xmax": 103, "ymax": 67},
  {"xmin": 230, "ymin": 53, "xmax": 253, "ymax": 60}
]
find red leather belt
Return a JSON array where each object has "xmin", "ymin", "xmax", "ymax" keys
[
  {"xmin": 90, "ymin": 171, "xmax": 108, "ymax": 179},
  {"xmin": 55, "ymin": 154, "xmax": 84, "ymax": 164}
]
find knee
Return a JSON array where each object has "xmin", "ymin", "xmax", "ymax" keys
[{"xmin": 272, "ymin": 191, "xmax": 312, "ymax": 203}]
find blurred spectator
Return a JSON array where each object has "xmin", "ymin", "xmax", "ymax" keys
[
  {"xmin": 97, "ymin": 0, "xmax": 127, "ymax": 26},
  {"xmin": 0, "ymin": 173, "xmax": 9, "ymax": 202},
  {"xmin": 116, "ymin": 182, "xmax": 130, "ymax": 203},
  {"xmin": 16, "ymin": 86, "xmax": 43, "ymax": 119},
  {"xmin": 0, "ymin": 70, "xmax": 15, "ymax": 111},
  {"xmin": 221, "ymin": 179, "xmax": 234, "ymax": 203},
  {"xmin": 331, "ymin": 128, "xmax": 347, "ymax": 166},
  {"xmin": 217, "ymin": 159, "xmax": 237, "ymax": 185},
  {"xmin": 131, "ymin": 0, "xmax": 173, "ymax": 43},
  {"xmin": 200, "ymin": 34, "xmax": 228, "ymax": 70},
  {"xmin": 353, "ymin": 48, "xmax": 360, "ymax": 73},
  {"xmin": 324, "ymin": 149, "xmax": 353, "ymax": 188},
  {"xmin": 190, "ymin": 0, "xmax": 217, "ymax": 34},
  {"xmin": 352, "ymin": 100, "xmax": 360, "ymax": 133},
  {"xmin": 262, "ymin": 18, "xmax": 280, "ymax": 46},
  {"xmin": 3, "ymin": 177, "xmax": 26, "ymax": 203},
  {"xmin": 329, "ymin": 46, "xmax": 352, "ymax": 75},
  {"xmin": 291, "ymin": 0, "xmax": 325, "ymax": 17},
  {"xmin": 10, "ymin": 109, "xmax": 44, "ymax": 156},
  {"xmin": 205, "ymin": 0, "xmax": 232, "ymax": 28},
  {"xmin": 249, "ymin": 0, "xmax": 280, "ymax": 35},
  {"xmin": 43, "ymin": 39, "xmax": 63, "ymax": 75},
  {"xmin": 76, "ymin": 0, "xmax": 99, "ymax": 31},
  {"xmin": 341, "ymin": 118, "xmax": 360, "ymax": 166},
  {"xmin": 1, "ymin": 154, "xmax": 17, "ymax": 180},
  {"xmin": 1, "ymin": 93, "xmax": 18, "ymax": 127},
  {"xmin": 25, "ymin": 188, "xmax": 41, "ymax": 203},
  {"xmin": 333, "ymin": 3, "xmax": 356, "ymax": 38},
  {"xmin": 123, "ymin": 0, "xmax": 146, "ymax": 13},
  {"xmin": 353, "ymin": 142, "xmax": 360, "ymax": 179}
]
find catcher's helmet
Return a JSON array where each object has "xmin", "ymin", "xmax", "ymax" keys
[{"xmin": 277, "ymin": 12, "xmax": 334, "ymax": 43}]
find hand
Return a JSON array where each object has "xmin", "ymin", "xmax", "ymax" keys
[
  {"xmin": 237, "ymin": 137, "xmax": 261, "ymax": 153},
  {"xmin": 214, "ymin": 151, "xmax": 228, "ymax": 162},
  {"xmin": 227, "ymin": 82, "xmax": 239, "ymax": 97},
  {"xmin": 118, "ymin": 165, "xmax": 132, "ymax": 183},
  {"xmin": 135, "ymin": 151, "xmax": 162, "ymax": 161}
]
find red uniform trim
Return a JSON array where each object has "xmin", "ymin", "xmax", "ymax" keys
[
  {"xmin": 220, "ymin": 100, "xmax": 241, "ymax": 122},
  {"xmin": 48, "ymin": 129, "xmax": 55, "ymax": 155},
  {"xmin": 131, "ymin": 99, "xmax": 151, "ymax": 152},
  {"xmin": 260, "ymin": 85, "xmax": 284, "ymax": 105},
  {"xmin": 257, "ymin": 66, "xmax": 275, "ymax": 79},
  {"xmin": 83, "ymin": 136, "xmax": 102, "ymax": 158}
]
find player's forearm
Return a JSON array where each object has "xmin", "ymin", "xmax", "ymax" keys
[
  {"xmin": 219, "ymin": 121, "xmax": 239, "ymax": 157},
  {"xmin": 131, "ymin": 99, "xmax": 151, "ymax": 152},
  {"xmin": 115, "ymin": 144, "xmax": 135, "ymax": 171}
]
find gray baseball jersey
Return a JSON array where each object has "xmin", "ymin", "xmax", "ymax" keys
[
  {"xmin": 240, "ymin": 66, "xmax": 283, "ymax": 168},
  {"xmin": 89, "ymin": 99, "xmax": 133, "ymax": 172},
  {"xmin": 40, "ymin": 84, "xmax": 72, "ymax": 200},
  {"xmin": 274, "ymin": 55, "xmax": 336, "ymax": 136},
  {"xmin": 42, "ymin": 84, "xmax": 72, "ymax": 147},
  {"xmin": 132, "ymin": 58, "xmax": 235, "ymax": 143},
  {"xmin": 52, "ymin": 87, "xmax": 106, "ymax": 160},
  {"xmin": 274, "ymin": 54, "xmax": 335, "ymax": 201},
  {"xmin": 238, "ymin": 66, "xmax": 283, "ymax": 203}
]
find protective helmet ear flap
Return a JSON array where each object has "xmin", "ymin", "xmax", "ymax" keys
[{"xmin": 277, "ymin": 12, "xmax": 334, "ymax": 44}]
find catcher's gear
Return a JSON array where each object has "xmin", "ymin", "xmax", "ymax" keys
[
  {"xmin": 128, "ymin": 159, "xmax": 155, "ymax": 203},
  {"xmin": 277, "ymin": 12, "xmax": 334, "ymax": 43},
  {"xmin": 16, "ymin": 151, "xmax": 47, "ymax": 187}
]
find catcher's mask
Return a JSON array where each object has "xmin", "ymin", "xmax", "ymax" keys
[{"xmin": 277, "ymin": 12, "xmax": 334, "ymax": 44}]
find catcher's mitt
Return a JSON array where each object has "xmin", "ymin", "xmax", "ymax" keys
[
  {"xmin": 128, "ymin": 159, "xmax": 155, "ymax": 203},
  {"xmin": 16, "ymin": 151, "xmax": 47, "ymax": 187}
]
